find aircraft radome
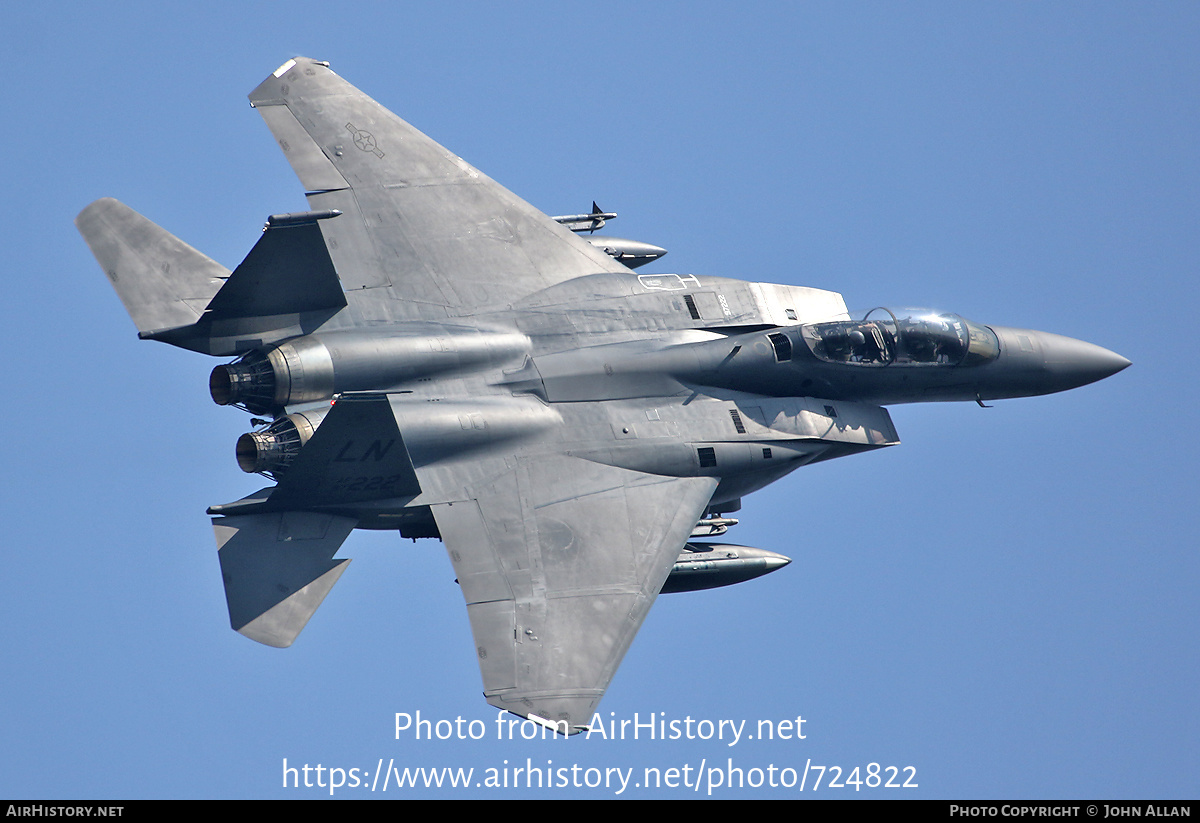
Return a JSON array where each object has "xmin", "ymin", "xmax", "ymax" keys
[{"xmin": 76, "ymin": 57, "xmax": 1130, "ymax": 735}]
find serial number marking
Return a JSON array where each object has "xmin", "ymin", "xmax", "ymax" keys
[{"xmin": 329, "ymin": 474, "xmax": 404, "ymax": 494}]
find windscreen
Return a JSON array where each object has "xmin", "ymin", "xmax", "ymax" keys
[{"xmin": 801, "ymin": 308, "xmax": 999, "ymax": 367}]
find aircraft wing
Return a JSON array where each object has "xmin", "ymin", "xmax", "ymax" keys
[
  {"xmin": 247, "ymin": 57, "xmax": 632, "ymax": 311},
  {"xmin": 429, "ymin": 454, "xmax": 718, "ymax": 732}
]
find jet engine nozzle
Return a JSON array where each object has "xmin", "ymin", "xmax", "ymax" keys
[
  {"xmin": 210, "ymin": 351, "xmax": 279, "ymax": 412},
  {"xmin": 235, "ymin": 408, "xmax": 328, "ymax": 477},
  {"xmin": 210, "ymin": 338, "xmax": 334, "ymax": 415}
]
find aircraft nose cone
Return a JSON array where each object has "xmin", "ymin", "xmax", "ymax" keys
[{"xmin": 1037, "ymin": 331, "xmax": 1131, "ymax": 391}]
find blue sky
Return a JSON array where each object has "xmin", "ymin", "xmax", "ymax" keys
[{"xmin": 2, "ymin": 2, "xmax": 1196, "ymax": 799}]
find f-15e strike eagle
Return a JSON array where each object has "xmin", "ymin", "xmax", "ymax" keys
[{"xmin": 76, "ymin": 57, "xmax": 1129, "ymax": 735}]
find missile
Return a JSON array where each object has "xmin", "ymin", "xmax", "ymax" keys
[
  {"xmin": 551, "ymin": 201, "xmax": 617, "ymax": 232},
  {"xmin": 550, "ymin": 203, "xmax": 667, "ymax": 267}
]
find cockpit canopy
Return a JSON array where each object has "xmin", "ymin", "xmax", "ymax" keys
[{"xmin": 801, "ymin": 308, "xmax": 1000, "ymax": 367}]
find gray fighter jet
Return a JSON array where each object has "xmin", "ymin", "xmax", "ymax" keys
[{"xmin": 76, "ymin": 57, "xmax": 1129, "ymax": 734}]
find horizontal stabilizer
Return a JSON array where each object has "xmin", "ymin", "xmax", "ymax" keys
[
  {"xmin": 204, "ymin": 220, "xmax": 345, "ymax": 321},
  {"xmin": 75, "ymin": 198, "xmax": 229, "ymax": 335},
  {"xmin": 214, "ymin": 511, "xmax": 356, "ymax": 647}
]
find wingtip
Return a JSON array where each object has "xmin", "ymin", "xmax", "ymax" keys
[
  {"xmin": 75, "ymin": 196, "xmax": 120, "ymax": 225},
  {"xmin": 486, "ymin": 692, "xmax": 602, "ymax": 735},
  {"xmin": 271, "ymin": 58, "xmax": 298, "ymax": 78},
  {"xmin": 270, "ymin": 56, "xmax": 331, "ymax": 77},
  {"xmin": 252, "ymin": 57, "xmax": 334, "ymax": 106}
]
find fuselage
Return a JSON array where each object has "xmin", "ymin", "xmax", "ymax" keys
[{"xmin": 213, "ymin": 273, "xmax": 1128, "ymax": 533}]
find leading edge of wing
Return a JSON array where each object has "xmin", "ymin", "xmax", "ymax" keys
[
  {"xmin": 431, "ymin": 456, "xmax": 718, "ymax": 733},
  {"xmin": 247, "ymin": 57, "xmax": 632, "ymax": 308}
]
